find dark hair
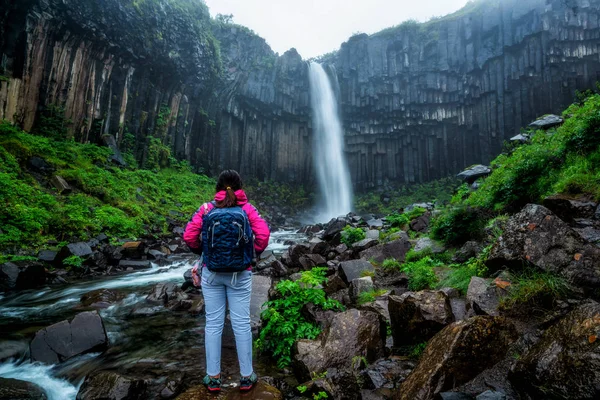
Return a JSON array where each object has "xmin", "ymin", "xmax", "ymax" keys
[{"xmin": 215, "ymin": 169, "xmax": 243, "ymax": 208}]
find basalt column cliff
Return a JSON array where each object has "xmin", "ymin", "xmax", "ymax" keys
[
  {"xmin": 332, "ymin": 0, "xmax": 600, "ymax": 187},
  {"xmin": 1, "ymin": 0, "xmax": 600, "ymax": 187}
]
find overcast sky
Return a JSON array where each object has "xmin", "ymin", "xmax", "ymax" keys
[{"xmin": 204, "ymin": 0, "xmax": 470, "ymax": 59}]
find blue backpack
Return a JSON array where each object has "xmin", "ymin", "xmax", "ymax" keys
[{"xmin": 201, "ymin": 204, "xmax": 254, "ymax": 272}]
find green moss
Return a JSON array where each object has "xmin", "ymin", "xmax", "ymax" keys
[
  {"xmin": 402, "ymin": 257, "xmax": 440, "ymax": 291},
  {"xmin": 0, "ymin": 75, "xmax": 10, "ymax": 82},
  {"xmin": 0, "ymin": 122, "xmax": 215, "ymax": 250}
]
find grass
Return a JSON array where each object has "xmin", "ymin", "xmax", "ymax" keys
[
  {"xmin": 357, "ymin": 289, "xmax": 388, "ymax": 305},
  {"xmin": 381, "ymin": 258, "xmax": 402, "ymax": 271},
  {"xmin": 0, "ymin": 121, "xmax": 215, "ymax": 251},
  {"xmin": 437, "ymin": 245, "xmax": 491, "ymax": 294},
  {"xmin": 500, "ymin": 269, "xmax": 570, "ymax": 312},
  {"xmin": 404, "ymin": 247, "xmax": 452, "ymax": 264}
]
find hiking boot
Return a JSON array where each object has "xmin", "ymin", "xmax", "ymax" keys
[
  {"xmin": 202, "ymin": 375, "xmax": 221, "ymax": 392},
  {"xmin": 239, "ymin": 372, "xmax": 258, "ymax": 391}
]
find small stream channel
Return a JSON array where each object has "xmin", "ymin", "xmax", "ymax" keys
[{"xmin": 0, "ymin": 230, "xmax": 304, "ymax": 399}]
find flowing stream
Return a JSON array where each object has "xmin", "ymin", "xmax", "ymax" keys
[
  {"xmin": 309, "ymin": 62, "xmax": 354, "ymax": 222},
  {"xmin": 0, "ymin": 231, "xmax": 302, "ymax": 400}
]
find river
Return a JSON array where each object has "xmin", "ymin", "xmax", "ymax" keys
[{"xmin": 0, "ymin": 230, "xmax": 303, "ymax": 399}]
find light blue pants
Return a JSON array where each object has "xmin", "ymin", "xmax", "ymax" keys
[{"xmin": 201, "ymin": 268, "xmax": 253, "ymax": 377}]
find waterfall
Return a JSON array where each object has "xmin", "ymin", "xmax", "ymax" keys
[{"xmin": 309, "ymin": 62, "xmax": 353, "ymax": 222}]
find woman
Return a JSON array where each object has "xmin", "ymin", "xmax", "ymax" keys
[{"xmin": 183, "ymin": 170, "xmax": 270, "ymax": 392}]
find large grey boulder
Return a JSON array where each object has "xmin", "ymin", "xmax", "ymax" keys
[
  {"xmin": 457, "ymin": 165, "xmax": 491, "ymax": 184},
  {"xmin": 294, "ymin": 309, "xmax": 386, "ymax": 382},
  {"xmin": 360, "ymin": 238, "xmax": 411, "ymax": 264},
  {"xmin": 510, "ymin": 301, "xmax": 600, "ymax": 399},
  {"xmin": 396, "ymin": 316, "xmax": 518, "ymax": 400},
  {"xmin": 486, "ymin": 204, "xmax": 600, "ymax": 289},
  {"xmin": 389, "ymin": 291, "xmax": 454, "ymax": 346},
  {"xmin": 339, "ymin": 260, "xmax": 375, "ymax": 284},
  {"xmin": 466, "ymin": 277, "xmax": 504, "ymax": 316},
  {"xmin": 528, "ymin": 114, "xmax": 563, "ymax": 129},
  {"xmin": 30, "ymin": 311, "xmax": 108, "ymax": 364},
  {"xmin": 349, "ymin": 276, "xmax": 374, "ymax": 303}
]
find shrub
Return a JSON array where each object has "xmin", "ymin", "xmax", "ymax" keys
[
  {"xmin": 404, "ymin": 247, "xmax": 452, "ymax": 264},
  {"xmin": 341, "ymin": 226, "xmax": 366, "ymax": 246},
  {"xmin": 257, "ymin": 267, "xmax": 344, "ymax": 369},
  {"xmin": 437, "ymin": 245, "xmax": 492, "ymax": 294},
  {"xmin": 431, "ymin": 206, "xmax": 487, "ymax": 246},
  {"xmin": 386, "ymin": 212, "xmax": 410, "ymax": 228},
  {"xmin": 402, "ymin": 257, "xmax": 440, "ymax": 291},
  {"xmin": 63, "ymin": 255, "xmax": 84, "ymax": 269}
]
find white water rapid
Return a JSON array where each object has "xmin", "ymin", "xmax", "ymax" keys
[{"xmin": 309, "ymin": 62, "xmax": 353, "ymax": 222}]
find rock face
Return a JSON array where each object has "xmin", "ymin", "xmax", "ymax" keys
[
  {"xmin": 510, "ymin": 301, "xmax": 600, "ymax": 399},
  {"xmin": 2, "ymin": 0, "xmax": 600, "ymax": 187},
  {"xmin": 388, "ymin": 291, "xmax": 454, "ymax": 346},
  {"xmin": 396, "ymin": 316, "xmax": 518, "ymax": 400},
  {"xmin": 294, "ymin": 309, "xmax": 386, "ymax": 382},
  {"xmin": 30, "ymin": 311, "xmax": 108, "ymax": 364},
  {"xmin": 486, "ymin": 204, "xmax": 600, "ymax": 288},
  {"xmin": 175, "ymin": 381, "xmax": 282, "ymax": 399}
]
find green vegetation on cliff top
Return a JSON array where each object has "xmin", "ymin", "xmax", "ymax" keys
[{"xmin": 0, "ymin": 121, "xmax": 215, "ymax": 251}]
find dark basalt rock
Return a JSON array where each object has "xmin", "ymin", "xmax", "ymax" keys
[
  {"xmin": 30, "ymin": 311, "xmax": 108, "ymax": 364},
  {"xmin": 339, "ymin": 259, "xmax": 375, "ymax": 284},
  {"xmin": 543, "ymin": 195, "xmax": 598, "ymax": 223},
  {"xmin": 76, "ymin": 372, "xmax": 147, "ymax": 400},
  {"xmin": 80, "ymin": 289, "xmax": 126, "ymax": 309},
  {"xmin": 175, "ymin": 381, "xmax": 282, "ymax": 399},
  {"xmin": 57, "ymin": 242, "xmax": 93, "ymax": 264},
  {"xmin": 388, "ymin": 291, "xmax": 454, "ymax": 346},
  {"xmin": 359, "ymin": 238, "xmax": 411, "ymax": 264},
  {"xmin": 0, "ymin": 261, "xmax": 46, "ymax": 291},
  {"xmin": 294, "ymin": 309, "xmax": 386, "ymax": 382},
  {"xmin": 0, "ymin": 378, "xmax": 47, "ymax": 399},
  {"xmin": 486, "ymin": 204, "xmax": 600, "ymax": 289},
  {"xmin": 528, "ymin": 114, "xmax": 563, "ymax": 129},
  {"xmin": 510, "ymin": 301, "xmax": 600, "ymax": 399},
  {"xmin": 396, "ymin": 316, "xmax": 518, "ymax": 400},
  {"xmin": 457, "ymin": 165, "xmax": 492, "ymax": 184}
]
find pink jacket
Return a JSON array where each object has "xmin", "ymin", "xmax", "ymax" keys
[{"xmin": 183, "ymin": 189, "xmax": 270, "ymax": 256}]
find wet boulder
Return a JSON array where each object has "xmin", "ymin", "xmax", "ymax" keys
[
  {"xmin": 80, "ymin": 289, "xmax": 126, "ymax": 309},
  {"xmin": 466, "ymin": 277, "xmax": 507, "ymax": 316},
  {"xmin": 146, "ymin": 282, "xmax": 189, "ymax": 310},
  {"xmin": 413, "ymin": 237, "xmax": 445, "ymax": 253},
  {"xmin": 27, "ymin": 156, "xmax": 53, "ymax": 174},
  {"xmin": 175, "ymin": 381, "xmax": 282, "ymax": 399},
  {"xmin": 0, "ymin": 378, "xmax": 47, "ymax": 399},
  {"xmin": 76, "ymin": 371, "xmax": 146, "ymax": 400},
  {"xmin": 56, "ymin": 242, "xmax": 93, "ymax": 264},
  {"xmin": 457, "ymin": 165, "xmax": 491, "ymax": 184},
  {"xmin": 528, "ymin": 114, "xmax": 563, "ymax": 129},
  {"xmin": 352, "ymin": 238, "xmax": 379, "ymax": 252},
  {"xmin": 360, "ymin": 238, "xmax": 411, "ymax": 264},
  {"xmin": 38, "ymin": 250, "xmax": 57, "ymax": 264},
  {"xmin": 543, "ymin": 195, "xmax": 597, "ymax": 223},
  {"xmin": 51, "ymin": 175, "xmax": 72, "ymax": 194},
  {"xmin": 362, "ymin": 357, "xmax": 416, "ymax": 391},
  {"xmin": 510, "ymin": 301, "xmax": 600, "ymax": 399},
  {"xmin": 349, "ymin": 276, "xmax": 374, "ymax": 303},
  {"xmin": 486, "ymin": 204, "xmax": 600, "ymax": 288},
  {"xmin": 0, "ymin": 261, "xmax": 46, "ymax": 291},
  {"xmin": 30, "ymin": 311, "xmax": 108, "ymax": 364},
  {"xmin": 453, "ymin": 241, "xmax": 483, "ymax": 263},
  {"xmin": 118, "ymin": 260, "xmax": 151, "ymax": 270},
  {"xmin": 323, "ymin": 218, "xmax": 348, "ymax": 240},
  {"xmin": 388, "ymin": 291, "xmax": 454, "ymax": 346},
  {"xmin": 409, "ymin": 213, "xmax": 431, "ymax": 233},
  {"xmin": 294, "ymin": 309, "xmax": 386, "ymax": 382},
  {"xmin": 339, "ymin": 259, "xmax": 375, "ymax": 284},
  {"xmin": 396, "ymin": 316, "xmax": 518, "ymax": 400}
]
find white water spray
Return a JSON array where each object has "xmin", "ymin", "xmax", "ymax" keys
[{"xmin": 309, "ymin": 62, "xmax": 353, "ymax": 222}]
